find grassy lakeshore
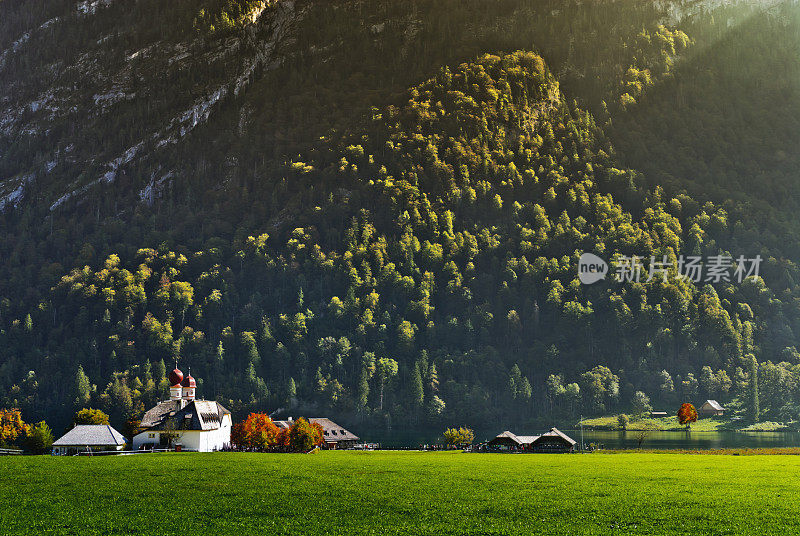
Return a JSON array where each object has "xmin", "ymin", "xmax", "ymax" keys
[
  {"xmin": 4, "ymin": 451, "xmax": 800, "ymax": 535},
  {"xmin": 579, "ymin": 415, "xmax": 793, "ymax": 432}
]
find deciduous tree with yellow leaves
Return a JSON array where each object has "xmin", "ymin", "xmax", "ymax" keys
[{"xmin": 0, "ymin": 408, "xmax": 29, "ymax": 447}]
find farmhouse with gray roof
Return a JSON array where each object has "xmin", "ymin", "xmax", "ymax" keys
[
  {"xmin": 52, "ymin": 425, "xmax": 126, "ymax": 455},
  {"xmin": 274, "ymin": 417, "xmax": 360, "ymax": 449}
]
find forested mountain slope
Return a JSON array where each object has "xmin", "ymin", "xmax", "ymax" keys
[{"xmin": 1, "ymin": 0, "xmax": 799, "ymax": 432}]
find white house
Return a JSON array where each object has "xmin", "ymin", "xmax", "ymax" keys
[
  {"xmin": 132, "ymin": 367, "xmax": 231, "ymax": 452},
  {"xmin": 52, "ymin": 424, "xmax": 126, "ymax": 455}
]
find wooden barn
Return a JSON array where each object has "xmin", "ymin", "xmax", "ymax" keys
[
  {"xmin": 487, "ymin": 428, "xmax": 576, "ymax": 453},
  {"xmin": 487, "ymin": 431, "xmax": 529, "ymax": 451},
  {"xmin": 527, "ymin": 428, "xmax": 577, "ymax": 453}
]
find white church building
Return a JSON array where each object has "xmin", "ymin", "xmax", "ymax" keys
[{"xmin": 132, "ymin": 367, "xmax": 231, "ymax": 452}]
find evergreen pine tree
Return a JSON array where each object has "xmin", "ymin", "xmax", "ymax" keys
[
  {"xmin": 411, "ymin": 362, "xmax": 424, "ymax": 409},
  {"xmin": 74, "ymin": 365, "xmax": 91, "ymax": 408},
  {"xmin": 748, "ymin": 355, "xmax": 759, "ymax": 423}
]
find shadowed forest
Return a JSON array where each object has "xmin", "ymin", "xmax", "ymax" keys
[{"xmin": 0, "ymin": 0, "xmax": 799, "ymax": 434}]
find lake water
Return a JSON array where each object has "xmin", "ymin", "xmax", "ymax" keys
[
  {"xmin": 573, "ymin": 430, "xmax": 800, "ymax": 450},
  {"xmin": 365, "ymin": 428, "xmax": 800, "ymax": 450}
]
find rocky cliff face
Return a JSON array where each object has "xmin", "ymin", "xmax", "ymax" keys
[
  {"xmin": 0, "ymin": 0, "xmax": 687, "ymax": 213},
  {"xmin": 0, "ymin": 0, "xmax": 298, "ymax": 210}
]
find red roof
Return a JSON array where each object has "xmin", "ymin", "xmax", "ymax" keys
[
  {"xmin": 168, "ymin": 368, "xmax": 183, "ymax": 386},
  {"xmin": 181, "ymin": 374, "xmax": 196, "ymax": 388}
]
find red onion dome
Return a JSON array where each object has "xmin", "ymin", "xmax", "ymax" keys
[
  {"xmin": 181, "ymin": 374, "xmax": 196, "ymax": 388},
  {"xmin": 168, "ymin": 368, "xmax": 184, "ymax": 386}
]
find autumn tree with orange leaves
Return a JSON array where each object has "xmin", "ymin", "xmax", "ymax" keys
[
  {"xmin": 289, "ymin": 417, "xmax": 324, "ymax": 452},
  {"xmin": 678, "ymin": 403, "xmax": 698, "ymax": 429},
  {"xmin": 232, "ymin": 415, "xmax": 323, "ymax": 452},
  {"xmin": 0, "ymin": 408, "xmax": 29, "ymax": 447},
  {"xmin": 230, "ymin": 422, "xmax": 247, "ymax": 449},
  {"xmin": 276, "ymin": 427, "xmax": 290, "ymax": 452},
  {"xmin": 241, "ymin": 413, "xmax": 279, "ymax": 450}
]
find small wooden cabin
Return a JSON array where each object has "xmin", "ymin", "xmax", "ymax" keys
[{"xmin": 698, "ymin": 400, "xmax": 725, "ymax": 417}]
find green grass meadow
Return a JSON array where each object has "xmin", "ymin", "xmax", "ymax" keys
[
  {"xmin": 580, "ymin": 415, "xmax": 734, "ymax": 431},
  {"xmin": 3, "ymin": 451, "xmax": 800, "ymax": 535}
]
